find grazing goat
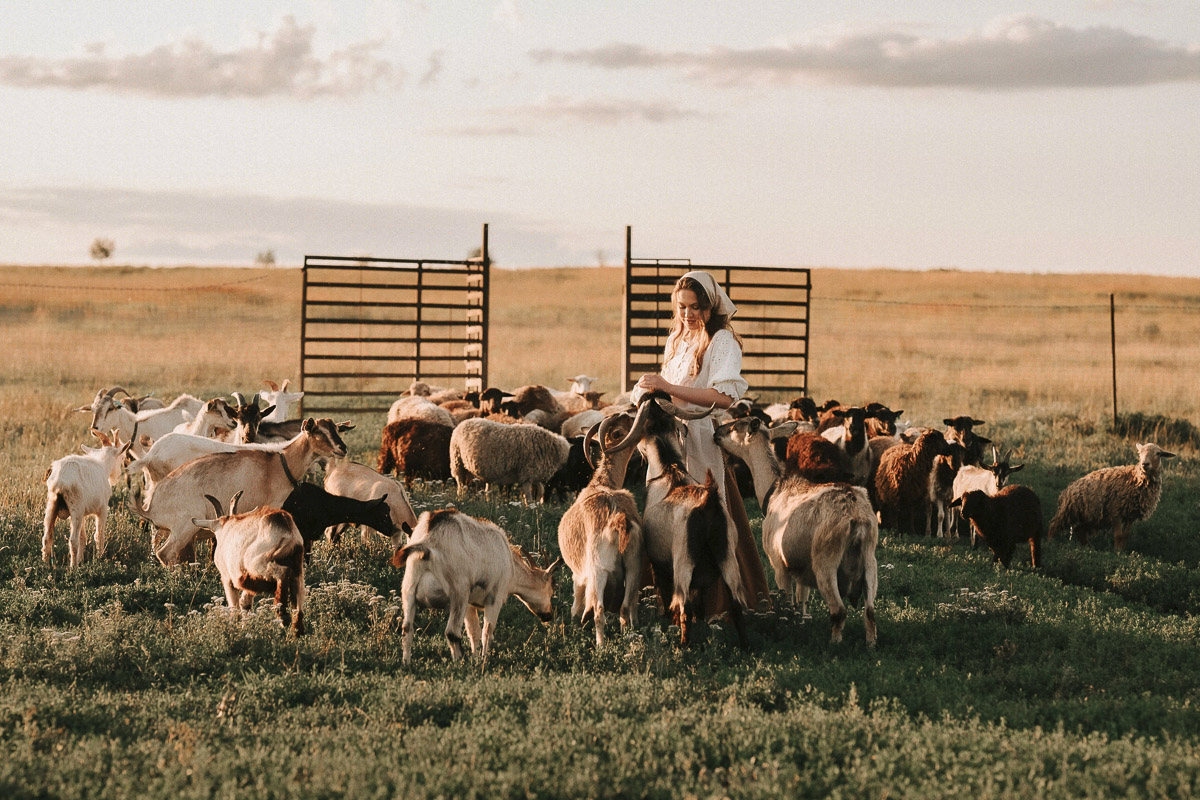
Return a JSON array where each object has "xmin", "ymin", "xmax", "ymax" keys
[
  {"xmin": 258, "ymin": 380, "xmax": 304, "ymax": 423},
  {"xmin": 952, "ymin": 486, "xmax": 1044, "ymax": 567},
  {"xmin": 43, "ymin": 429, "xmax": 128, "ymax": 566},
  {"xmin": 943, "ymin": 416, "xmax": 991, "ymax": 467},
  {"xmin": 281, "ymin": 482, "xmax": 395, "ymax": 559},
  {"xmin": 605, "ymin": 393, "xmax": 749, "ymax": 647},
  {"xmin": 191, "ymin": 492, "xmax": 306, "ymax": 634},
  {"xmin": 134, "ymin": 419, "xmax": 351, "ymax": 565},
  {"xmin": 1048, "ymin": 443, "xmax": 1175, "ymax": 551},
  {"xmin": 545, "ymin": 435, "xmax": 594, "ymax": 501},
  {"xmin": 324, "ymin": 459, "xmax": 417, "ymax": 548},
  {"xmin": 557, "ymin": 411, "xmax": 644, "ymax": 645},
  {"xmin": 449, "ymin": 418, "xmax": 571, "ymax": 503},
  {"xmin": 874, "ymin": 430, "xmax": 954, "ymax": 536},
  {"xmin": 377, "ymin": 419, "xmax": 453, "ymax": 487},
  {"xmin": 715, "ymin": 417, "xmax": 878, "ymax": 645},
  {"xmin": 75, "ymin": 387, "xmax": 201, "ymax": 451},
  {"xmin": 393, "ymin": 509, "xmax": 560, "ymax": 664}
]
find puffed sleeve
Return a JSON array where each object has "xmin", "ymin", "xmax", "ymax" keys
[{"xmin": 706, "ymin": 330, "xmax": 749, "ymax": 402}]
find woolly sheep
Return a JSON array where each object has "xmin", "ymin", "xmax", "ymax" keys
[
  {"xmin": 449, "ymin": 417, "xmax": 571, "ymax": 503},
  {"xmin": 1048, "ymin": 443, "xmax": 1175, "ymax": 551},
  {"xmin": 874, "ymin": 430, "xmax": 954, "ymax": 536},
  {"xmin": 387, "ymin": 395, "xmax": 454, "ymax": 428}
]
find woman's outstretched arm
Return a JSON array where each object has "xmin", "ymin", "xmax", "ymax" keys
[{"xmin": 636, "ymin": 374, "xmax": 734, "ymax": 410}]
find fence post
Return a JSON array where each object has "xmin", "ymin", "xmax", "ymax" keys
[
  {"xmin": 623, "ymin": 225, "xmax": 632, "ymax": 393},
  {"xmin": 481, "ymin": 223, "xmax": 490, "ymax": 390},
  {"xmin": 1110, "ymin": 293, "xmax": 1118, "ymax": 428}
]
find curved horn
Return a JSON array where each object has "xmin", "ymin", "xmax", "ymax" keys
[
  {"xmin": 992, "ymin": 445, "xmax": 999, "ymax": 466},
  {"xmin": 263, "ymin": 380, "xmax": 279, "ymax": 391},
  {"xmin": 228, "ymin": 490, "xmax": 244, "ymax": 516},
  {"xmin": 654, "ymin": 396, "xmax": 716, "ymax": 421},
  {"xmin": 280, "ymin": 379, "xmax": 290, "ymax": 391},
  {"xmin": 106, "ymin": 386, "xmax": 131, "ymax": 399},
  {"xmin": 605, "ymin": 400, "xmax": 655, "ymax": 454},
  {"xmin": 204, "ymin": 495, "xmax": 224, "ymax": 518},
  {"xmin": 232, "ymin": 392, "xmax": 247, "ymax": 409},
  {"xmin": 583, "ymin": 422, "xmax": 601, "ymax": 468}
]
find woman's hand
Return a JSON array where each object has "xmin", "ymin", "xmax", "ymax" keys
[{"xmin": 637, "ymin": 374, "xmax": 672, "ymax": 394}]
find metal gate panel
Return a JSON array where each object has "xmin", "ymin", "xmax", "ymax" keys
[
  {"xmin": 299, "ymin": 227, "xmax": 489, "ymax": 417},
  {"xmin": 622, "ymin": 226, "xmax": 810, "ymax": 397}
]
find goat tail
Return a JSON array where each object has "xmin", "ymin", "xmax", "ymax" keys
[
  {"xmin": 610, "ymin": 511, "xmax": 632, "ymax": 554},
  {"xmin": 391, "ymin": 542, "xmax": 430, "ymax": 569}
]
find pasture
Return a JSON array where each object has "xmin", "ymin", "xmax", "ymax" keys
[{"xmin": 1, "ymin": 265, "xmax": 1199, "ymax": 798}]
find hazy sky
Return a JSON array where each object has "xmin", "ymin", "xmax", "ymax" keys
[{"xmin": 1, "ymin": 1, "xmax": 1198, "ymax": 274}]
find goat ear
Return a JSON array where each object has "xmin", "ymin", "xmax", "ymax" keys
[
  {"xmin": 942, "ymin": 418, "xmax": 955, "ymax": 426},
  {"xmin": 1008, "ymin": 464, "xmax": 1024, "ymax": 473},
  {"xmin": 832, "ymin": 408, "xmax": 846, "ymax": 418},
  {"xmin": 191, "ymin": 518, "xmax": 218, "ymax": 532},
  {"xmin": 976, "ymin": 436, "xmax": 993, "ymax": 445},
  {"xmin": 972, "ymin": 418, "xmax": 986, "ymax": 426},
  {"xmin": 73, "ymin": 404, "xmax": 92, "ymax": 413},
  {"xmin": 893, "ymin": 410, "xmax": 903, "ymax": 418},
  {"xmin": 336, "ymin": 420, "xmax": 355, "ymax": 431},
  {"xmin": 302, "ymin": 418, "xmax": 315, "ymax": 432},
  {"xmin": 769, "ymin": 421, "xmax": 799, "ymax": 440},
  {"xmin": 949, "ymin": 496, "xmax": 963, "ymax": 508},
  {"xmin": 261, "ymin": 405, "xmax": 277, "ymax": 418},
  {"xmin": 374, "ymin": 494, "xmax": 389, "ymax": 506}
]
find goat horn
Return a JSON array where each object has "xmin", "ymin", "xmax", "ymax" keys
[
  {"xmin": 232, "ymin": 392, "xmax": 247, "ymax": 409},
  {"xmin": 605, "ymin": 399, "xmax": 654, "ymax": 454},
  {"xmin": 280, "ymin": 379, "xmax": 290, "ymax": 391},
  {"xmin": 264, "ymin": 380, "xmax": 279, "ymax": 391},
  {"xmin": 583, "ymin": 422, "xmax": 601, "ymax": 468},
  {"xmin": 655, "ymin": 397, "xmax": 716, "ymax": 421},
  {"xmin": 228, "ymin": 490, "xmax": 244, "ymax": 516},
  {"xmin": 106, "ymin": 386, "xmax": 131, "ymax": 399},
  {"xmin": 204, "ymin": 495, "xmax": 224, "ymax": 518},
  {"xmin": 545, "ymin": 558, "xmax": 562, "ymax": 575},
  {"xmin": 992, "ymin": 445, "xmax": 999, "ymax": 465}
]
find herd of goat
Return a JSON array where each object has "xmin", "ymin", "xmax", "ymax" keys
[{"xmin": 40, "ymin": 376, "xmax": 1176, "ymax": 660}]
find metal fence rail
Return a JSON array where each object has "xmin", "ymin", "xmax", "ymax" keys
[
  {"xmin": 299, "ymin": 226, "xmax": 490, "ymax": 417},
  {"xmin": 621, "ymin": 226, "xmax": 810, "ymax": 397}
]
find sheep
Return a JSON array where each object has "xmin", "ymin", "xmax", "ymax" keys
[
  {"xmin": 393, "ymin": 509, "xmax": 560, "ymax": 664},
  {"xmin": 439, "ymin": 398, "xmax": 482, "ymax": 425},
  {"xmin": 258, "ymin": 380, "xmax": 304, "ymax": 423},
  {"xmin": 190, "ymin": 492, "xmax": 306, "ymax": 634},
  {"xmin": 1048, "ymin": 443, "xmax": 1175, "ymax": 551},
  {"xmin": 943, "ymin": 415, "xmax": 992, "ymax": 467},
  {"xmin": 133, "ymin": 419, "xmax": 351, "ymax": 565},
  {"xmin": 552, "ymin": 375, "xmax": 606, "ymax": 414},
  {"xmin": 561, "ymin": 408, "xmax": 605, "ymax": 440},
  {"xmin": 477, "ymin": 387, "xmax": 513, "ymax": 415},
  {"xmin": 402, "ymin": 379, "xmax": 461, "ymax": 404},
  {"xmin": 523, "ymin": 407, "xmax": 570, "ymax": 433},
  {"xmin": 557, "ymin": 411, "xmax": 644, "ymax": 646},
  {"xmin": 324, "ymin": 458, "xmax": 418, "ymax": 548},
  {"xmin": 387, "ymin": 394, "xmax": 455, "ymax": 429},
  {"xmin": 603, "ymin": 392, "xmax": 749, "ymax": 647},
  {"xmin": 784, "ymin": 432, "xmax": 854, "ymax": 484},
  {"xmin": 449, "ymin": 417, "xmax": 571, "ymax": 504},
  {"xmin": 377, "ymin": 419, "xmax": 453, "ymax": 487},
  {"xmin": 42, "ymin": 429, "xmax": 129, "ymax": 566},
  {"xmin": 874, "ymin": 429, "xmax": 954, "ymax": 536},
  {"xmin": 928, "ymin": 442, "xmax": 966, "ymax": 538},
  {"xmin": 714, "ymin": 416, "xmax": 879, "ymax": 646},
  {"xmin": 171, "ymin": 397, "xmax": 237, "ymax": 438},
  {"xmin": 819, "ymin": 406, "xmax": 873, "ymax": 485},
  {"xmin": 951, "ymin": 486, "xmax": 1044, "ymax": 568},
  {"xmin": 544, "ymin": 435, "xmax": 594, "ymax": 501},
  {"xmin": 74, "ymin": 386, "xmax": 202, "ymax": 451},
  {"xmin": 864, "ymin": 404, "xmax": 903, "ymax": 438},
  {"xmin": 507, "ymin": 384, "xmax": 565, "ymax": 418},
  {"xmin": 281, "ymin": 482, "xmax": 396, "ymax": 560},
  {"xmin": 952, "ymin": 448, "xmax": 1024, "ymax": 542}
]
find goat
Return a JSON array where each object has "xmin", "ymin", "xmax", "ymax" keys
[
  {"xmin": 74, "ymin": 386, "xmax": 202, "ymax": 451},
  {"xmin": 874, "ymin": 430, "xmax": 954, "ymax": 536},
  {"xmin": 324, "ymin": 458, "xmax": 418, "ymax": 548},
  {"xmin": 449, "ymin": 418, "xmax": 570, "ymax": 503},
  {"xmin": 281, "ymin": 482, "xmax": 395, "ymax": 559},
  {"xmin": 1048, "ymin": 442, "xmax": 1175, "ymax": 551},
  {"xmin": 230, "ymin": 392, "xmax": 276, "ymax": 444},
  {"xmin": 171, "ymin": 397, "xmax": 236, "ymax": 438},
  {"xmin": 715, "ymin": 417, "xmax": 878, "ymax": 646},
  {"xmin": 943, "ymin": 416, "xmax": 991, "ymax": 467},
  {"xmin": 377, "ymin": 418, "xmax": 453, "ymax": 487},
  {"xmin": 43, "ymin": 429, "xmax": 129, "ymax": 566},
  {"xmin": 191, "ymin": 492, "xmax": 306, "ymax": 634},
  {"xmin": 952, "ymin": 448, "xmax": 1024, "ymax": 542},
  {"xmin": 928, "ymin": 442, "xmax": 966, "ymax": 538},
  {"xmin": 557, "ymin": 411, "xmax": 644, "ymax": 645},
  {"xmin": 951, "ymin": 486, "xmax": 1044, "ymax": 568},
  {"xmin": 544, "ymin": 435, "xmax": 594, "ymax": 501},
  {"xmin": 604, "ymin": 393, "xmax": 749, "ymax": 647},
  {"xmin": 258, "ymin": 379, "xmax": 304, "ymax": 423},
  {"xmin": 393, "ymin": 509, "xmax": 560, "ymax": 664},
  {"xmin": 126, "ymin": 431, "xmax": 291, "ymax": 492},
  {"xmin": 819, "ymin": 406, "xmax": 873, "ymax": 485},
  {"xmin": 132, "ymin": 419, "xmax": 351, "ymax": 565}
]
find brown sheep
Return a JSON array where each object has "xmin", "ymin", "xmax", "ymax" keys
[
  {"xmin": 377, "ymin": 419, "xmax": 453, "ymax": 487},
  {"xmin": 785, "ymin": 432, "xmax": 854, "ymax": 484},
  {"xmin": 874, "ymin": 430, "xmax": 953, "ymax": 536}
]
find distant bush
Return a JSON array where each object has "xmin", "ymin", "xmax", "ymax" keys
[{"xmin": 1111, "ymin": 412, "xmax": 1200, "ymax": 451}]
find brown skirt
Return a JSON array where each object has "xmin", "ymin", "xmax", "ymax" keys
[{"xmin": 699, "ymin": 465, "xmax": 771, "ymax": 616}]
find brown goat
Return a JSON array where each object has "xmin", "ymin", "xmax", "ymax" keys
[{"xmin": 952, "ymin": 486, "xmax": 1043, "ymax": 567}]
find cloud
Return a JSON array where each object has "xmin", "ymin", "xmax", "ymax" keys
[
  {"xmin": 508, "ymin": 94, "xmax": 700, "ymax": 123},
  {"xmin": 0, "ymin": 186, "xmax": 585, "ymax": 266},
  {"xmin": 529, "ymin": 15, "xmax": 1200, "ymax": 89},
  {"xmin": 419, "ymin": 50, "xmax": 444, "ymax": 86},
  {"xmin": 0, "ymin": 15, "xmax": 402, "ymax": 98}
]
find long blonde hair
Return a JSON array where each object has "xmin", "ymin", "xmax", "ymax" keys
[{"xmin": 663, "ymin": 275, "xmax": 742, "ymax": 377}]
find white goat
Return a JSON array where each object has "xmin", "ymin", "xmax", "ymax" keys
[
  {"xmin": 171, "ymin": 397, "xmax": 236, "ymax": 438},
  {"xmin": 75, "ymin": 387, "xmax": 202, "ymax": 452},
  {"xmin": 191, "ymin": 492, "xmax": 306, "ymax": 634},
  {"xmin": 126, "ymin": 432, "xmax": 292, "ymax": 491},
  {"xmin": 43, "ymin": 429, "xmax": 128, "ymax": 566},
  {"xmin": 323, "ymin": 459, "xmax": 418, "ymax": 549},
  {"xmin": 393, "ymin": 509, "xmax": 560, "ymax": 665},
  {"xmin": 258, "ymin": 380, "xmax": 304, "ymax": 424},
  {"xmin": 715, "ymin": 417, "xmax": 879, "ymax": 646}
]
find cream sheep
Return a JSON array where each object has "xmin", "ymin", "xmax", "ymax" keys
[
  {"xmin": 1048, "ymin": 442, "xmax": 1175, "ymax": 551},
  {"xmin": 449, "ymin": 417, "xmax": 571, "ymax": 503},
  {"xmin": 387, "ymin": 394, "xmax": 455, "ymax": 428}
]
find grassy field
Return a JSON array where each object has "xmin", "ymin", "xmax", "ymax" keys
[{"xmin": 1, "ymin": 265, "xmax": 1199, "ymax": 798}]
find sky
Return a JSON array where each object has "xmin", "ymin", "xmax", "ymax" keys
[{"xmin": 0, "ymin": 1, "xmax": 1198, "ymax": 274}]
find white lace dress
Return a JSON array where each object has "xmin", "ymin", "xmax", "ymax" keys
[{"xmin": 631, "ymin": 329, "xmax": 749, "ymax": 498}]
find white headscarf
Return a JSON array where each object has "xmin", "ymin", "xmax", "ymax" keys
[{"xmin": 680, "ymin": 270, "xmax": 737, "ymax": 319}]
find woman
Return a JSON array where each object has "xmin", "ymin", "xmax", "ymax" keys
[{"xmin": 629, "ymin": 270, "xmax": 770, "ymax": 610}]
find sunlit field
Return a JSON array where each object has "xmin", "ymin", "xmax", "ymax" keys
[{"xmin": 1, "ymin": 264, "xmax": 1199, "ymax": 798}]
